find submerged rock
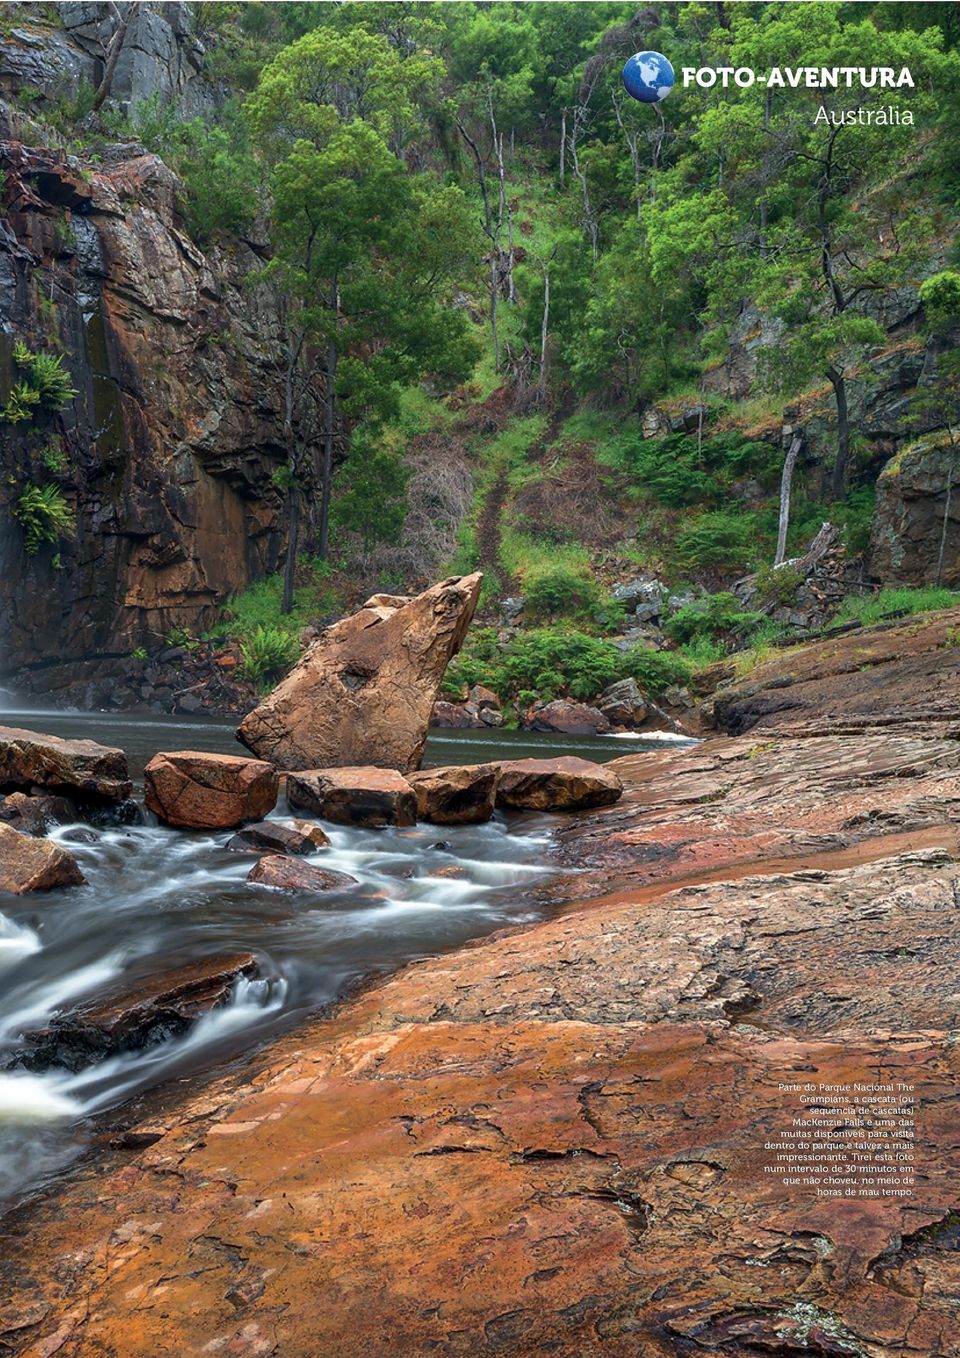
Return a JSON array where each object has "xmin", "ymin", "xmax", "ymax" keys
[
  {"xmin": 17, "ymin": 953, "xmax": 259, "ymax": 1073},
  {"xmin": 287, "ymin": 767, "xmax": 417, "ymax": 828},
  {"xmin": 408, "ymin": 764, "xmax": 499, "ymax": 825},
  {"xmin": 247, "ymin": 856, "xmax": 357, "ymax": 892},
  {"xmin": 0, "ymin": 791, "xmax": 78, "ymax": 835},
  {"xmin": 496, "ymin": 757, "xmax": 623, "ymax": 811},
  {"xmin": 144, "ymin": 751, "xmax": 279, "ymax": 829},
  {"xmin": 0, "ymin": 726, "xmax": 132, "ymax": 803},
  {"xmin": 237, "ymin": 574, "xmax": 482, "ymax": 774},
  {"xmin": 0, "ymin": 822, "xmax": 85, "ymax": 894},
  {"xmin": 226, "ymin": 820, "xmax": 330, "ymax": 855}
]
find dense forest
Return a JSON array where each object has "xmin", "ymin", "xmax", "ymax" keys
[{"xmin": 2, "ymin": 0, "xmax": 960, "ymax": 720}]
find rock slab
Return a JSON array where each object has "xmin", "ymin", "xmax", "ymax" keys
[
  {"xmin": 237, "ymin": 574, "xmax": 482, "ymax": 773},
  {"xmin": 226, "ymin": 820, "xmax": 330, "ymax": 855},
  {"xmin": 408, "ymin": 764, "xmax": 499, "ymax": 825},
  {"xmin": 0, "ymin": 821, "xmax": 85, "ymax": 894},
  {"xmin": 144, "ymin": 751, "xmax": 278, "ymax": 829},
  {"xmin": 18, "ymin": 953, "xmax": 258, "ymax": 1072},
  {"xmin": 496, "ymin": 756, "xmax": 624, "ymax": 811},
  {"xmin": 287, "ymin": 767, "xmax": 417, "ymax": 828},
  {"xmin": 247, "ymin": 856, "xmax": 357, "ymax": 892},
  {"xmin": 0, "ymin": 726, "xmax": 132, "ymax": 803}
]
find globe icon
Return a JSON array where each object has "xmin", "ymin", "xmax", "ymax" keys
[{"xmin": 622, "ymin": 50, "xmax": 675, "ymax": 103}]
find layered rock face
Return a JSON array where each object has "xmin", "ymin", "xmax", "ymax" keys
[
  {"xmin": 870, "ymin": 441, "xmax": 960, "ymax": 587},
  {"xmin": 239, "ymin": 575, "xmax": 483, "ymax": 773},
  {"xmin": 0, "ymin": 725, "xmax": 131, "ymax": 802},
  {"xmin": 0, "ymin": 133, "xmax": 286, "ymax": 679}
]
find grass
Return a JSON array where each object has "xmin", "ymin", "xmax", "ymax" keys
[
  {"xmin": 833, "ymin": 586, "xmax": 960, "ymax": 628},
  {"xmin": 216, "ymin": 562, "xmax": 340, "ymax": 648}
]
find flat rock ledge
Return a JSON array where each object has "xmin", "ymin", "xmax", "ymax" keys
[
  {"xmin": 0, "ymin": 726, "xmax": 132, "ymax": 804},
  {"xmin": 3, "ymin": 726, "xmax": 960, "ymax": 1357}
]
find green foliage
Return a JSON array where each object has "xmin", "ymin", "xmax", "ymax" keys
[
  {"xmin": 920, "ymin": 271, "xmax": 960, "ymax": 333},
  {"xmin": 495, "ymin": 628, "xmax": 622, "ymax": 701},
  {"xmin": 240, "ymin": 624, "xmax": 300, "ymax": 687},
  {"xmin": 13, "ymin": 483, "xmax": 75, "ymax": 555},
  {"xmin": 833, "ymin": 587, "xmax": 960, "ymax": 628},
  {"xmin": 222, "ymin": 562, "xmax": 339, "ymax": 643},
  {"xmin": 1, "ymin": 342, "xmax": 77, "ymax": 424},
  {"xmin": 619, "ymin": 648, "xmax": 694, "ymax": 695},
  {"xmin": 330, "ymin": 432, "xmax": 411, "ymax": 555},
  {"xmin": 675, "ymin": 512, "xmax": 759, "ymax": 573},
  {"xmin": 39, "ymin": 440, "xmax": 68, "ymax": 474},
  {"xmin": 753, "ymin": 564, "xmax": 803, "ymax": 609},
  {"xmin": 163, "ymin": 626, "xmax": 199, "ymax": 651},
  {"xmin": 131, "ymin": 647, "xmax": 148, "ymax": 662},
  {"xmin": 606, "ymin": 432, "xmax": 779, "ymax": 508},
  {"xmin": 664, "ymin": 592, "xmax": 760, "ymax": 645},
  {"xmin": 525, "ymin": 566, "xmax": 602, "ymax": 621}
]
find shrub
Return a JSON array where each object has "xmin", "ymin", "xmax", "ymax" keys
[
  {"xmin": 1, "ymin": 342, "xmax": 77, "ymax": 424},
  {"xmin": 525, "ymin": 566, "xmax": 602, "ymax": 620},
  {"xmin": 833, "ymin": 587, "xmax": 960, "ymax": 628},
  {"xmin": 13, "ymin": 483, "xmax": 75, "ymax": 555},
  {"xmin": 240, "ymin": 625, "xmax": 300, "ymax": 688},
  {"xmin": 753, "ymin": 563, "xmax": 803, "ymax": 609},
  {"xmin": 676, "ymin": 511, "xmax": 758, "ymax": 572},
  {"xmin": 606, "ymin": 432, "xmax": 779, "ymax": 507},
  {"xmin": 619, "ymin": 648, "xmax": 693, "ymax": 695},
  {"xmin": 664, "ymin": 591, "xmax": 760, "ymax": 644},
  {"xmin": 496, "ymin": 628, "xmax": 622, "ymax": 701}
]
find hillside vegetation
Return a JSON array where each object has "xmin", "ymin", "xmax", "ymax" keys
[{"xmin": 5, "ymin": 0, "xmax": 960, "ymax": 709}]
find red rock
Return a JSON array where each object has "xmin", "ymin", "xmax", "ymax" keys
[
  {"xmin": 144, "ymin": 751, "xmax": 278, "ymax": 829},
  {"xmin": 225, "ymin": 820, "xmax": 330, "ymax": 855},
  {"xmin": 0, "ymin": 821, "xmax": 85, "ymax": 893},
  {"xmin": 496, "ymin": 756, "xmax": 623, "ymax": 811},
  {"xmin": 0, "ymin": 791, "xmax": 78, "ymax": 835},
  {"xmin": 524, "ymin": 700, "xmax": 612, "ymax": 735},
  {"xmin": 286, "ymin": 767, "xmax": 417, "ymax": 828},
  {"xmin": 429, "ymin": 700, "xmax": 483, "ymax": 729},
  {"xmin": 408, "ymin": 764, "xmax": 499, "ymax": 825},
  {"xmin": 0, "ymin": 726, "xmax": 132, "ymax": 803},
  {"xmin": 247, "ymin": 856, "xmax": 357, "ymax": 891},
  {"xmin": 238, "ymin": 575, "xmax": 482, "ymax": 773}
]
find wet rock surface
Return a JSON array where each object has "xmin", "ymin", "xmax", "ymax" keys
[
  {"xmin": 16, "ymin": 953, "xmax": 258, "ymax": 1073},
  {"xmin": 0, "ymin": 792, "xmax": 78, "ymax": 835},
  {"xmin": 408, "ymin": 764, "xmax": 499, "ymax": 825},
  {"xmin": 286, "ymin": 767, "xmax": 418, "ymax": 829},
  {"xmin": 225, "ymin": 819, "xmax": 330, "ymax": 855},
  {"xmin": 144, "ymin": 751, "xmax": 278, "ymax": 829},
  {"xmin": 523, "ymin": 700, "xmax": 612, "ymax": 735},
  {"xmin": 0, "ymin": 821, "xmax": 84, "ymax": 894},
  {"xmin": 238, "ymin": 575, "xmax": 482, "ymax": 773},
  {"xmin": 496, "ymin": 756, "xmax": 624, "ymax": 811},
  {"xmin": 0, "ymin": 726, "xmax": 132, "ymax": 803},
  {"xmin": 246, "ymin": 856, "xmax": 357, "ymax": 893}
]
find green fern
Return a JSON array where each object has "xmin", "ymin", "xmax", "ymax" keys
[
  {"xmin": 13, "ymin": 483, "xmax": 76, "ymax": 555},
  {"xmin": 1, "ymin": 382, "xmax": 41, "ymax": 423},
  {"xmin": 2, "ymin": 341, "xmax": 78, "ymax": 424}
]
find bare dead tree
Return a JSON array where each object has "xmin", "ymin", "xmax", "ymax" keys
[
  {"xmin": 774, "ymin": 432, "xmax": 804, "ymax": 567},
  {"xmin": 92, "ymin": 1, "xmax": 132, "ymax": 113}
]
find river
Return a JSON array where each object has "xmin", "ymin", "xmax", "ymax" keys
[{"xmin": 0, "ymin": 702, "xmax": 693, "ymax": 1210}]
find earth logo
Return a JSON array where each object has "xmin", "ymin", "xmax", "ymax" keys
[{"xmin": 621, "ymin": 50, "xmax": 675, "ymax": 103}]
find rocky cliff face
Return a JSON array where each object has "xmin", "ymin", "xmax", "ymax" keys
[{"xmin": 0, "ymin": 135, "xmax": 286, "ymax": 680}]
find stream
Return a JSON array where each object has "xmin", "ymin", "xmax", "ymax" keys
[{"xmin": 0, "ymin": 702, "xmax": 693, "ymax": 1210}]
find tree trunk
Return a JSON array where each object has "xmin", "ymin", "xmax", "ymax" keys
[
  {"xmin": 538, "ymin": 266, "xmax": 550, "ymax": 395},
  {"xmin": 937, "ymin": 441, "xmax": 957, "ymax": 586},
  {"xmin": 317, "ymin": 338, "xmax": 337, "ymax": 561},
  {"xmin": 559, "ymin": 110, "xmax": 566, "ymax": 188},
  {"xmin": 92, "ymin": 4, "xmax": 131, "ymax": 113},
  {"xmin": 281, "ymin": 487, "xmax": 300, "ymax": 615},
  {"xmin": 775, "ymin": 433, "xmax": 803, "ymax": 566},
  {"xmin": 828, "ymin": 366, "xmax": 850, "ymax": 499},
  {"xmin": 489, "ymin": 251, "xmax": 499, "ymax": 372}
]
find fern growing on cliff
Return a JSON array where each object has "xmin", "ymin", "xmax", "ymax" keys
[
  {"xmin": 13, "ymin": 483, "xmax": 76, "ymax": 556},
  {"xmin": 1, "ymin": 341, "xmax": 78, "ymax": 424}
]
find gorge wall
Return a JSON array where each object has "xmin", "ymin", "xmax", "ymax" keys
[{"xmin": 0, "ymin": 4, "xmax": 288, "ymax": 684}]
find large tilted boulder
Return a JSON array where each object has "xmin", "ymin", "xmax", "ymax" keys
[
  {"xmin": 408, "ymin": 764, "xmax": 499, "ymax": 825},
  {"xmin": 523, "ymin": 700, "xmax": 612, "ymax": 736},
  {"xmin": 247, "ymin": 856, "xmax": 357, "ymax": 892},
  {"xmin": 287, "ymin": 767, "xmax": 417, "ymax": 828},
  {"xmin": 237, "ymin": 574, "xmax": 483, "ymax": 774},
  {"xmin": 0, "ymin": 726, "xmax": 132, "ymax": 803},
  {"xmin": 496, "ymin": 757, "xmax": 623, "ymax": 811},
  {"xmin": 0, "ymin": 821, "xmax": 85, "ymax": 893},
  {"xmin": 144, "ymin": 751, "xmax": 278, "ymax": 829}
]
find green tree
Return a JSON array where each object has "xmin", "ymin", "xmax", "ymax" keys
[{"xmin": 248, "ymin": 25, "xmax": 479, "ymax": 610}]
